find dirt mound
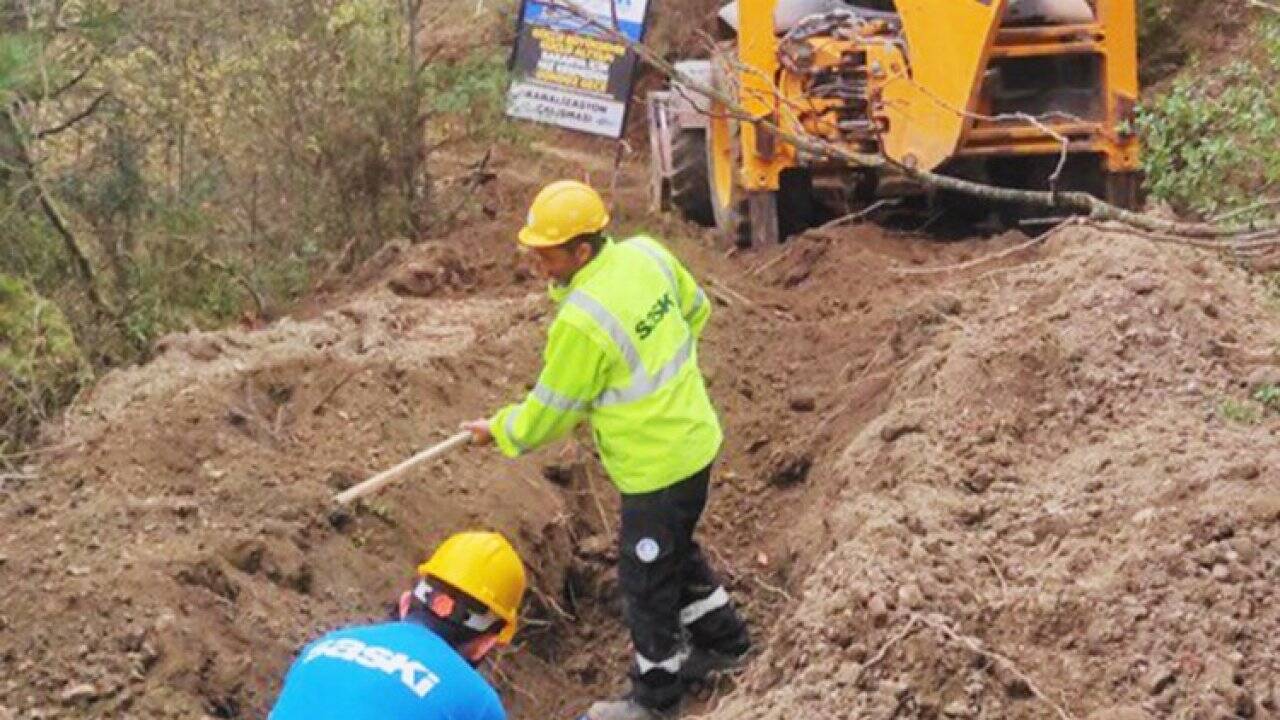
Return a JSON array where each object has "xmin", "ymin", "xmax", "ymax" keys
[
  {"xmin": 0, "ymin": 262, "xmax": 590, "ymax": 717},
  {"xmin": 4, "ymin": 120, "xmax": 1279, "ymax": 720},
  {"xmin": 700, "ymin": 226, "xmax": 1280, "ymax": 720}
]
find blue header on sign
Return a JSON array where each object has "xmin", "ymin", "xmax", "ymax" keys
[{"xmin": 521, "ymin": 1, "xmax": 645, "ymax": 42}]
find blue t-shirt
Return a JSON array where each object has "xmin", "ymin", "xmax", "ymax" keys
[{"xmin": 269, "ymin": 621, "xmax": 506, "ymax": 720}]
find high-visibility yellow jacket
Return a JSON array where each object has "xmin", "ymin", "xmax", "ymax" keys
[{"xmin": 490, "ymin": 236, "xmax": 722, "ymax": 494}]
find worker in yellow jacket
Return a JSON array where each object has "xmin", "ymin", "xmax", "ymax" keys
[{"xmin": 464, "ymin": 181, "xmax": 749, "ymax": 720}]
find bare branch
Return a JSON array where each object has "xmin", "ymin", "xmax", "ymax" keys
[
  {"xmin": 43, "ymin": 50, "xmax": 102, "ymax": 101},
  {"xmin": 36, "ymin": 90, "xmax": 110, "ymax": 138},
  {"xmin": 1, "ymin": 105, "xmax": 115, "ymax": 316},
  {"xmin": 196, "ymin": 252, "xmax": 268, "ymax": 319}
]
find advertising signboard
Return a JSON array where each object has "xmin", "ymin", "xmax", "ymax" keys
[{"xmin": 506, "ymin": 0, "xmax": 652, "ymax": 138}]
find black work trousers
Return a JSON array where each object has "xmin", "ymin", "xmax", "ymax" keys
[{"xmin": 618, "ymin": 463, "xmax": 749, "ymax": 710}]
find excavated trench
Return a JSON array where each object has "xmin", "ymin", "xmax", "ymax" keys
[{"xmin": 3, "ymin": 125, "xmax": 1278, "ymax": 719}]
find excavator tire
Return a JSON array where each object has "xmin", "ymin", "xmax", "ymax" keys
[
  {"xmin": 706, "ymin": 112, "xmax": 754, "ymax": 248},
  {"xmin": 669, "ymin": 129, "xmax": 715, "ymax": 227}
]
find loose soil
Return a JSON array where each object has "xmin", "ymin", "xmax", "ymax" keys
[{"xmin": 4, "ymin": 43, "xmax": 1280, "ymax": 720}]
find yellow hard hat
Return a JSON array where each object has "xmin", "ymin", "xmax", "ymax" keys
[
  {"xmin": 419, "ymin": 531, "xmax": 526, "ymax": 644},
  {"xmin": 518, "ymin": 180, "xmax": 610, "ymax": 248}
]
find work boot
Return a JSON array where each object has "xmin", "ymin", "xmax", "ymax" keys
[
  {"xmin": 680, "ymin": 644, "xmax": 748, "ymax": 682},
  {"xmin": 682, "ymin": 622, "xmax": 751, "ymax": 682},
  {"xmin": 581, "ymin": 697, "xmax": 678, "ymax": 720}
]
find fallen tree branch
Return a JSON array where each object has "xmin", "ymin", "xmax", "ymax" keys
[
  {"xmin": 915, "ymin": 612, "xmax": 1074, "ymax": 720},
  {"xmin": 851, "ymin": 615, "xmax": 920, "ymax": 685},
  {"xmin": 890, "ymin": 221, "xmax": 1070, "ymax": 275},
  {"xmin": 815, "ymin": 198, "xmax": 902, "ymax": 232}
]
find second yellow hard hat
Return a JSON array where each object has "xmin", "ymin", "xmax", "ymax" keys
[
  {"xmin": 419, "ymin": 531, "xmax": 526, "ymax": 644},
  {"xmin": 518, "ymin": 180, "xmax": 610, "ymax": 248}
]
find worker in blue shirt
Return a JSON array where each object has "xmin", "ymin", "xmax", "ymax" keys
[{"xmin": 270, "ymin": 531, "xmax": 526, "ymax": 720}]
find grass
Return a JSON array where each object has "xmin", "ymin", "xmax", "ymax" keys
[
  {"xmin": 1255, "ymin": 384, "xmax": 1280, "ymax": 412},
  {"xmin": 1263, "ymin": 272, "xmax": 1280, "ymax": 313},
  {"xmin": 1219, "ymin": 398, "xmax": 1262, "ymax": 424}
]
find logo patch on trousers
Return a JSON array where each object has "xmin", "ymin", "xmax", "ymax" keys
[{"xmin": 635, "ymin": 537, "xmax": 661, "ymax": 563}]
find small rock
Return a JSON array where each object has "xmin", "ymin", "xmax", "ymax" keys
[
  {"xmin": 880, "ymin": 420, "xmax": 923, "ymax": 443},
  {"xmin": 1235, "ymin": 688, "xmax": 1257, "ymax": 718},
  {"xmin": 1222, "ymin": 462, "xmax": 1260, "ymax": 481},
  {"xmin": 963, "ymin": 469, "xmax": 994, "ymax": 494},
  {"xmin": 931, "ymin": 294, "xmax": 963, "ymax": 316},
  {"xmin": 788, "ymin": 393, "xmax": 817, "ymax": 412},
  {"xmin": 1033, "ymin": 402, "xmax": 1057, "ymax": 418},
  {"xmin": 765, "ymin": 450, "xmax": 812, "ymax": 487},
  {"xmin": 326, "ymin": 507, "xmax": 353, "ymax": 532},
  {"xmin": 388, "ymin": 263, "xmax": 442, "ymax": 298},
  {"xmin": 897, "ymin": 582, "xmax": 924, "ymax": 609},
  {"xmin": 1245, "ymin": 366, "xmax": 1280, "ymax": 391},
  {"xmin": 540, "ymin": 464, "xmax": 574, "ymax": 486},
  {"xmin": 1232, "ymin": 537, "xmax": 1259, "ymax": 565},
  {"xmin": 1131, "ymin": 508, "xmax": 1157, "ymax": 525},
  {"xmin": 867, "ymin": 593, "xmax": 889, "ymax": 626},
  {"xmin": 1203, "ymin": 656, "xmax": 1236, "ymax": 693},
  {"xmin": 953, "ymin": 504, "xmax": 987, "ymax": 526},
  {"xmin": 1145, "ymin": 666, "xmax": 1177, "ymax": 695},
  {"xmin": 58, "ymin": 683, "xmax": 98, "ymax": 705},
  {"xmin": 1012, "ymin": 529, "xmax": 1038, "ymax": 546},
  {"xmin": 67, "ymin": 566, "xmax": 90, "ymax": 577},
  {"xmin": 224, "ymin": 539, "xmax": 267, "ymax": 574},
  {"xmin": 1125, "ymin": 273, "xmax": 1160, "ymax": 296},
  {"xmin": 942, "ymin": 699, "xmax": 970, "ymax": 717}
]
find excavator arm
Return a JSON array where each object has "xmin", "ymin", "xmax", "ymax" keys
[{"xmin": 879, "ymin": 0, "xmax": 1009, "ymax": 171}]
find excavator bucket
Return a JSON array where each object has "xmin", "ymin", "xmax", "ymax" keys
[{"xmin": 880, "ymin": 0, "xmax": 1009, "ymax": 172}]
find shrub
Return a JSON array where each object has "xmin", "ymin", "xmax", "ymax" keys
[
  {"xmin": 1137, "ymin": 18, "xmax": 1280, "ymax": 220},
  {"xmin": 0, "ymin": 275, "xmax": 91, "ymax": 455}
]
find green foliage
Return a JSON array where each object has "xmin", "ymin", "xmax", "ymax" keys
[
  {"xmin": 1137, "ymin": 18, "xmax": 1280, "ymax": 220},
  {"xmin": 0, "ymin": 1, "xmax": 524, "ymax": 453},
  {"xmin": 0, "ymin": 275, "xmax": 90, "ymax": 453},
  {"xmin": 1218, "ymin": 397, "xmax": 1262, "ymax": 425},
  {"xmin": 1264, "ymin": 272, "xmax": 1280, "ymax": 312},
  {"xmin": 1137, "ymin": 0, "xmax": 1193, "ymax": 83},
  {"xmin": 0, "ymin": 33, "xmax": 39, "ymax": 100},
  {"xmin": 1255, "ymin": 384, "xmax": 1280, "ymax": 412},
  {"xmin": 425, "ymin": 51, "xmax": 512, "ymax": 119},
  {"xmin": 2, "ymin": 1, "xmax": 519, "ymax": 350}
]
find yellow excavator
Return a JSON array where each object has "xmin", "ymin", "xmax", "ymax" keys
[{"xmin": 647, "ymin": 0, "xmax": 1141, "ymax": 246}]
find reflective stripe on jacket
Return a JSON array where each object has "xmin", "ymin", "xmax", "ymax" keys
[{"xmin": 490, "ymin": 236, "xmax": 722, "ymax": 494}]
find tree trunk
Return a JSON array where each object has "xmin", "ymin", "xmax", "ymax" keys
[{"xmin": 407, "ymin": 0, "xmax": 431, "ymax": 241}]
